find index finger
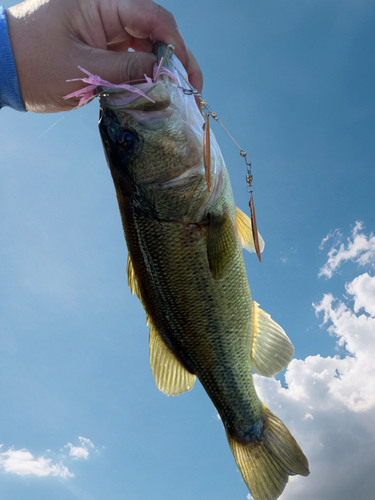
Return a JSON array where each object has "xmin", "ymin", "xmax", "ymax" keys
[{"xmin": 113, "ymin": 0, "xmax": 203, "ymax": 92}]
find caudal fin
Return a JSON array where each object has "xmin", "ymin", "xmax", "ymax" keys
[{"xmin": 227, "ymin": 406, "xmax": 309, "ymax": 500}]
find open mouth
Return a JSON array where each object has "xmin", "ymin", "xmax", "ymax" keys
[
  {"xmin": 98, "ymin": 43, "xmax": 177, "ymax": 112},
  {"xmin": 98, "ymin": 82, "xmax": 171, "ymax": 111}
]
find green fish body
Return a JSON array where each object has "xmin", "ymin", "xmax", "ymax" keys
[{"xmin": 99, "ymin": 45, "xmax": 309, "ymax": 500}]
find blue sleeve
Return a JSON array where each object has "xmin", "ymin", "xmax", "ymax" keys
[{"xmin": 0, "ymin": 5, "xmax": 26, "ymax": 111}]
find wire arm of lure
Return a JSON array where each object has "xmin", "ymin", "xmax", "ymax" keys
[{"xmin": 170, "ymin": 60, "xmax": 251, "ymax": 167}]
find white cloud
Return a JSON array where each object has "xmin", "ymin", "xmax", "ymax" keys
[
  {"xmin": 346, "ymin": 272, "xmax": 375, "ymax": 317},
  {"xmin": 252, "ymin": 228, "xmax": 375, "ymax": 499},
  {"xmin": 319, "ymin": 228, "xmax": 342, "ymax": 251},
  {"xmin": 0, "ymin": 436, "xmax": 97, "ymax": 479},
  {"xmin": 0, "ymin": 446, "xmax": 74, "ymax": 478},
  {"xmin": 64, "ymin": 437, "xmax": 95, "ymax": 460},
  {"xmin": 319, "ymin": 221, "xmax": 375, "ymax": 278}
]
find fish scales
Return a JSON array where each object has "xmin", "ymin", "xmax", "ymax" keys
[
  {"xmin": 123, "ymin": 180, "xmax": 263, "ymax": 435},
  {"xmin": 99, "ymin": 42, "xmax": 309, "ymax": 500}
]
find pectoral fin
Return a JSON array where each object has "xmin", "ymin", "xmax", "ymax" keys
[
  {"xmin": 149, "ymin": 324, "xmax": 196, "ymax": 396},
  {"xmin": 235, "ymin": 206, "xmax": 265, "ymax": 254},
  {"xmin": 127, "ymin": 254, "xmax": 141, "ymax": 300},
  {"xmin": 251, "ymin": 301, "xmax": 294, "ymax": 377},
  {"xmin": 207, "ymin": 213, "xmax": 237, "ymax": 280},
  {"xmin": 127, "ymin": 254, "xmax": 151, "ymax": 325}
]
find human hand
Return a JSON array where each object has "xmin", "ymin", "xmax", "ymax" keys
[{"xmin": 6, "ymin": 0, "xmax": 203, "ymax": 113}]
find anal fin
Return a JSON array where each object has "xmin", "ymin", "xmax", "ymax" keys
[
  {"xmin": 149, "ymin": 324, "xmax": 196, "ymax": 396},
  {"xmin": 251, "ymin": 301, "xmax": 294, "ymax": 377},
  {"xmin": 235, "ymin": 206, "xmax": 265, "ymax": 254}
]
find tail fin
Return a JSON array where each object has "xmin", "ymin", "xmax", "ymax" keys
[{"xmin": 227, "ymin": 406, "xmax": 309, "ymax": 500}]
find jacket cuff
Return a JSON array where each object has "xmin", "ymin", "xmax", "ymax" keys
[{"xmin": 0, "ymin": 6, "xmax": 26, "ymax": 112}]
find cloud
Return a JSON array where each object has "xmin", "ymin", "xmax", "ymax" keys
[
  {"xmin": 64, "ymin": 437, "xmax": 95, "ymax": 460},
  {"xmin": 0, "ymin": 436, "xmax": 97, "ymax": 479},
  {"xmin": 319, "ymin": 228, "xmax": 342, "ymax": 251},
  {"xmin": 252, "ymin": 226, "xmax": 375, "ymax": 499},
  {"xmin": 318, "ymin": 221, "xmax": 375, "ymax": 278},
  {"xmin": 346, "ymin": 272, "xmax": 375, "ymax": 317},
  {"xmin": 0, "ymin": 447, "xmax": 74, "ymax": 478}
]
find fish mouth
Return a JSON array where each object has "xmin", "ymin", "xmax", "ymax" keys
[
  {"xmin": 98, "ymin": 42, "xmax": 177, "ymax": 112},
  {"xmin": 98, "ymin": 81, "xmax": 171, "ymax": 112},
  {"xmin": 152, "ymin": 41, "xmax": 175, "ymax": 74}
]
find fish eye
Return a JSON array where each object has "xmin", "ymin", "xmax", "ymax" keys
[{"xmin": 116, "ymin": 130, "xmax": 136, "ymax": 151}]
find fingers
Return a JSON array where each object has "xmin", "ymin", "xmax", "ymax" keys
[
  {"xmin": 101, "ymin": 0, "xmax": 202, "ymax": 90},
  {"xmin": 129, "ymin": 37, "xmax": 154, "ymax": 53},
  {"xmin": 115, "ymin": 1, "xmax": 188, "ymax": 63},
  {"xmin": 106, "ymin": 38, "xmax": 153, "ymax": 53},
  {"xmin": 107, "ymin": 41, "xmax": 131, "ymax": 52},
  {"xmin": 78, "ymin": 45, "xmax": 157, "ymax": 85}
]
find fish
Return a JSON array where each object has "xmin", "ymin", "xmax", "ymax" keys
[{"xmin": 98, "ymin": 42, "xmax": 309, "ymax": 500}]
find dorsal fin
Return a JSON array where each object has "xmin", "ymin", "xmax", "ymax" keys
[
  {"xmin": 149, "ymin": 324, "xmax": 196, "ymax": 396},
  {"xmin": 207, "ymin": 212, "xmax": 237, "ymax": 280},
  {"xmin": 235, "ymin": 207, "xmax": 265, "ymax": 254},
  {"xmin": 251, "ymin": 301, "xmax": 294, "ymax": 377}
]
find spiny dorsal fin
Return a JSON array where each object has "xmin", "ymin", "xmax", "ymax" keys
[
  {"xmin": 251, "ymin": 301, "xmax": 294, "ymax": 377},
  {"xmin": 235, "ymin": 206, "xmax": 265, "ymax": 254},
  {"xmin": 149, "ymin": 324, "xmax": 196, "ymax": 396},
  {"xmin": 227, "ymin": 405, "xmax": 309, "ymax": 500},
  {"xmin": 207, "ymin": 212, "xmax": 237, "ymax": 280}
]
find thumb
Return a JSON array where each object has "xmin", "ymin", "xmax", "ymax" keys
[{"xmin": 82, "ymin": 48, "xmax": 157, "ymax": 85}]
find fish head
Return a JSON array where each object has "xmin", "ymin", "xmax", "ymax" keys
[{"xmin": 98, "ymin": 44, "xmax": 225, "ymax": 221}]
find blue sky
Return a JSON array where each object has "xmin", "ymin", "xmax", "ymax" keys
[{"xmin": 1, "ymin": 1, "xmax": 375, "ymax": 499}]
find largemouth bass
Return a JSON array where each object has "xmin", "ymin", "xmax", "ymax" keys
[{"xmin": 98, "ymin": 43, "xmax": 309, "ymax": 500}]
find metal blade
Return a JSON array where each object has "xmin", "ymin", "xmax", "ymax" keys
[
  {"xmin": 204, "ymin": 113, "xmax": 211, "ymax": 192},
  {"xmin": 249, "ymin": 191, "xmax": 261, "ymax": 262}
]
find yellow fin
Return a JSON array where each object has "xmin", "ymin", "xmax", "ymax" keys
[
  {"xmin": 149, "ymin": 324, "xmax": 196, "ymax": 396},
  {"xmin": 235, "ymin": 206, "xmax": 265, "ymax": 254},
  {"xmin": 127, "ymin": 254, "xmax": 151, "ymax": 325},
  {"xmin": 127, "ymin": 254, "xmax": 141, "ymax": 299},
  {"xmin": 251, "ymin": 301, "xmax": 294, "ymax": 377},
  {"xmin": 207, "ymin": 213, "xmax": 237, "ymax": 280},
  {"xmin": 227, "ymin": 406, "xmax": 309, "ymax": 500}
]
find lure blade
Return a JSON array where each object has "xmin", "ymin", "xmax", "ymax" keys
[
  {"xmin": 203, "ymin": 113, "xmax": 211, "ymax": 192},
  {"xmin": 249, "ymin": 192, "xmax": 261, "ymax": 262}
]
